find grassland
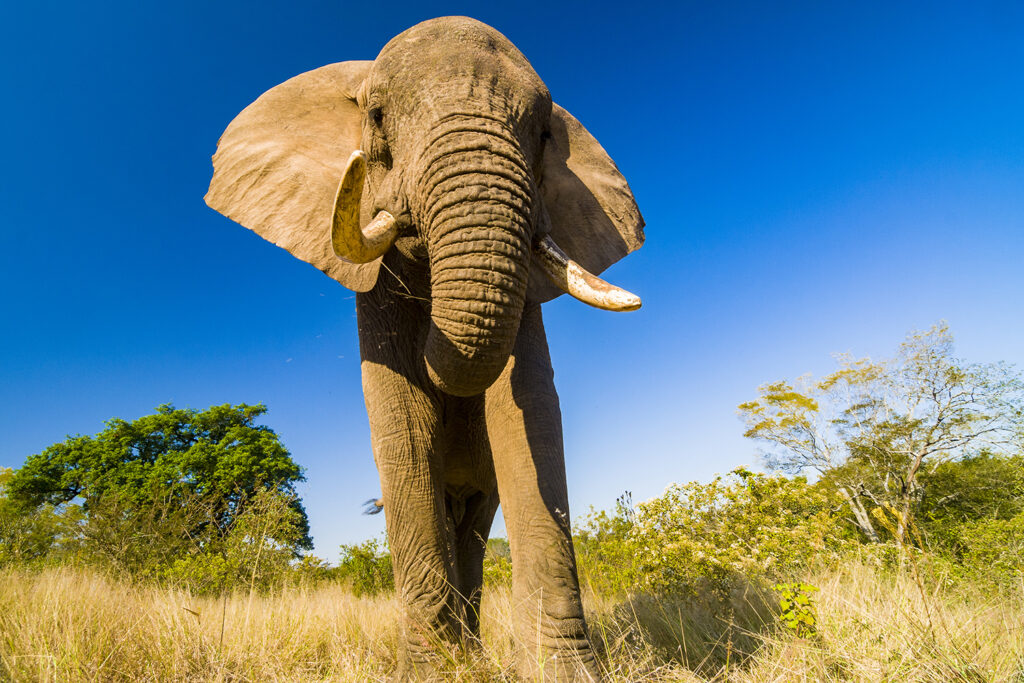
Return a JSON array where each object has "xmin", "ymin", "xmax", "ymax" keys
[{"xmin": 1, "ymin": 561, "xmax": 1021, "ymax": 682}]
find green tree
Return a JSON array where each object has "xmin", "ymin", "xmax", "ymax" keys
[
  {"xmin": 739, "ymin": 323, "xmax": 1024, "ymax": 546},
  {"xmin": 916, "ymin": 451, "xmax": 1024, "ymax": 552},
  {"xmin": 161, "ymin": 486, "xmax": 309, "ymax": 593},
  {"xmin": 0, "ymin": 467, "xmax": 71, "ymax": 565},
  {"xmin": 956, "ymin": 513, "xmax": 1024, "ymax": 583},
  {"xmin": 6, "ymin": 404, "xmax": 311, "ymax": 570}
]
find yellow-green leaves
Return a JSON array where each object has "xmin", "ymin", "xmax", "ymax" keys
[
  {"xmin": 738, "ymin": 322, "xmax": 1024, "ymax": 547},
  {"xmin": 575, "ymin": 470, "xmax": 852, "ymax": 598},
  {"xmin": 773, "ymin": 581, "xmax": 819, "ymax": 637}
]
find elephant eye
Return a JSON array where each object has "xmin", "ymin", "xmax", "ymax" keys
[{"xmin": 369, "ymin": 107, "xmax": 384, "ymax": 128}]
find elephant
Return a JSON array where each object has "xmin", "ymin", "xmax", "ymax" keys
[{"xmin": 205, "ymin": 16, "xmax": 644, "ymax": 681}]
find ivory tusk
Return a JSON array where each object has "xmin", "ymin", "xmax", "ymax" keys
[
  {"xmin": 331, "ymin": 150, "xmax": 398, "ymax": 263},
  {"xmin": 533, "ymin": 234, "xmax": 642, "ymax": 312}
]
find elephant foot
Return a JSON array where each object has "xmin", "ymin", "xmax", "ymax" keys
[
  {"xmin": 391, "ymin": 645, "xmax": 600, "ymax": 682},
  {"xmin": 392, "ymin": 628, "xmax": 468, "ymax": 682},
  {"xmin": 518, "ymin": 647, "xmax": 603, "ymax": 682},
  {"xmin": 514, "ymin": 612, "xmax": 603, "ymax": 681},
  {"xmin": 390, "ymin": 657, "xmax": 445, "ymax": 682}
]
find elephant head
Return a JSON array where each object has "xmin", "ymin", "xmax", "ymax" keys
[{"xmin": 206, "ymin": 16, "xmax": 644, "ymax": 397}]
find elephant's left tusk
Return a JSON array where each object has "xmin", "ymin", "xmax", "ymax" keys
[
  {"xmin": 533, "ymin": 234, "xmax": 642, "ymax": 312},
  {"xmin": 331, "ymin": 150, "xmax": 398, "ymax": 263}
]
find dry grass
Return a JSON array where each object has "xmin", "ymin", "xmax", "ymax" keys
[
  {"xmin": 727, "ymin": 563, "xmax": 1024, "ymax": 683},
  {"xmin": 0, "ymin": 562, "xmax": 1021, "ymax": 682},
  {"xmin": 0, "ymin": 566, "xmax": 400, "ymax": 681}
]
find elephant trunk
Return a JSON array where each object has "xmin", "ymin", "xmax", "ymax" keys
[{"xmin": 419, "ymin": 117, "xmax": 534, "ymax": 397}]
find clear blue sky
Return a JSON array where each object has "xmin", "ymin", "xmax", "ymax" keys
[{"xmin": 2, "ymin": 1, "xmax": 1022, "ymax": 561}]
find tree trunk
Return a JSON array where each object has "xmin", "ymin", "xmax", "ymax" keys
[
  {"xmin": 896, "ymin": 448, "xmax": 928, "ymax": 546},
  {"xmin": 839, "ymin": 486, "xmax": 880, "ymax": 543}
]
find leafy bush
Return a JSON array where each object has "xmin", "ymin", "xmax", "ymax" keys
[
  {"xmin": 956, "ymin": 513, "xmax": 1024, "ymax": 584},
  {"xmin": 291, "ymin": 554, "xmax": 335, "ymax": 585},
  {"xmin": 7, "ymin": 403, "xmax": 311, "ymax": 565},
  {"xmin": 574, "ymin": 493, "xmax": 643, "ymax": 596},
  {"xmin": 160, "ymin": 488, "xmax": 308, "ymax": 594},
  {"xmin": 1, "ymin": 405, "xmax": 312, "ymax": 589},
  {"xmin": 576, "ymin": 469, "xmax": 853, "ymax": 598},
  {"xmin": 0, "ymin": 468, "xmax": 72, "ymax": 566},
  {"xmin": 482, "ymin": 537, "xmax": 512, "ymax": 588},
  {"xmin": 917, "ymin": 452, "xmax": 1024, "ymax": 552},
  {"xmin": 773, "ymin": 581, "xmax": 819, "ymax": 637},
  {"xmin": 335, "ymin": 537, "xmax": 394, "ymax": 596}
]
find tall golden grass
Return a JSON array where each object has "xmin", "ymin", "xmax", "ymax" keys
[{"xmin": 0, "ymin": 562, "xmax": 1021, "ymax": 682}]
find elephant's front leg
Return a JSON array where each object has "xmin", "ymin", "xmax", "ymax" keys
[
  {"xmin": 361, "ymin": 358, "xmax": 461, "ymax": 677},
  {"xmin": 485, "ymin": 304, "xmax": 601, "ymax": 682}
]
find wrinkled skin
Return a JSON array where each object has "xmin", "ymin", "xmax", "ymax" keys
[{"xmin": 206, "ymin": 16, "xmax": 643, "ymax": 681}]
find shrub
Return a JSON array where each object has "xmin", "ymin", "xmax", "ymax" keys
[
  {"xmin": 482, "ymin": 537, "xmax": 512, "ymax": 588},
  {"xmin": 335, "ymin": 538, "xmax": 394, "ymax": 596},
  {"xmin": 160, "ymin": 488, "xmax": 309, "ymax": 594},
  {"xmin": 292, "ymin": 554, "xmax": 334, "ymax": 585},
  {"xmin": 773, "ymin": 581, "xmax": 819, "ymax": 637},
  {"xmin": 576, "ymin": 469, "xmax": 853, "ymax": 598},
  {"xmin": 574, "ymin": 493, "xmax": 642, "ymax": 596},
  {"xmin": 0, "ymin": 468, "xmax": 73, "ymax": 566},
  {"xmin": 917, "ymin": 452, "xmax": 1024, "ymax": 553},
  {"xmin": 957, "ymin": 513, "xmax": 1024, "ymax": 585}
]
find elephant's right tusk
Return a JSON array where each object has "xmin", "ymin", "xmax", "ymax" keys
[
  {"xmin": 331, "ymin": 150, "xmax": 398, "ymax": 263},
  {"xmin": 533, "ymin": 234, "xmax": 642, "ymax": 312}
]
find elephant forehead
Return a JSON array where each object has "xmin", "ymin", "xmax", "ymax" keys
[{"xmin": 373, "ymin": 16, "xmax": 541, "ymax": 87}]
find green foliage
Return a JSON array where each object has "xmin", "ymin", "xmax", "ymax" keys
[
  {"xmin": 0, "ymin": 468, "xmax": 71, "ymax": 565},
  {"xmin": 773, "ymin": 582, "xmax": 819, "ymax": 637},
  {"xmin": 916, "ymin": 452, "xmax": 1024, "ymax": 550},
  {"xmin": 739, "ymin": 322, "xmax": 1024, "ymax": 547},
  {"xmin": 2, "ymin": 404, "xmax": 311, "ymax": 582},
  {"xmin": 160, "ymin": 488, "xmax": 309, "ymax": 593},
  {"xmin": 335, "ymin": 537, "xmax": 394, "ymax": 596},
  {"xmin": 482, "ymin": 537, "xmax": 512, "ymax": 588},
  {"xmin": 292, "ymin": 554, "xmax": 335, "ymax": 585},
  {"xmin": 69, "ymin": 486, "xmax": 210, "ymax": 572},
  {"xmin": 8, "ymin": 404, "xmax": 309, "ymax": 546},
  {"xmin": 574, "ymin": 493, "xmax": 640, "ymax": 596},
  {"xmin": 1, "ymin": 352, "xmax": 1019, "ymax": 603},
  {"xmin": 956, "ymin": 513, "xmax": 1024, "ymax": 584},
  {"xmin": 576, "ymin": 470, "xmax": 852, "ymax": 598}
]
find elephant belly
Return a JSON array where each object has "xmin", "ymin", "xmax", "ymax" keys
[
  {"xmin": 442, "ymin": 441, "xmax": 496, "ymax": 498},
  {"xmin": 442, "ymin": 434, "xmax": 496, "ymax": 532},
  {"xmin": 441, "ymin": 395, "xmax": 496, "ymax": 498}
]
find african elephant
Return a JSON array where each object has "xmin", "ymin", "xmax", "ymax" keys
[{"xmin": 205, "ymin": 16, "xmax": 643, "ymax": 681}]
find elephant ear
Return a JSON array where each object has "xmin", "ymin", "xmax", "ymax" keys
[
  {"xmin": 528, "ymin": 103, "xmax": 645, "ymax": 303},
  {"xmin": 205, "ymin": 61, "xmax": 381, "ymax": 291}
]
